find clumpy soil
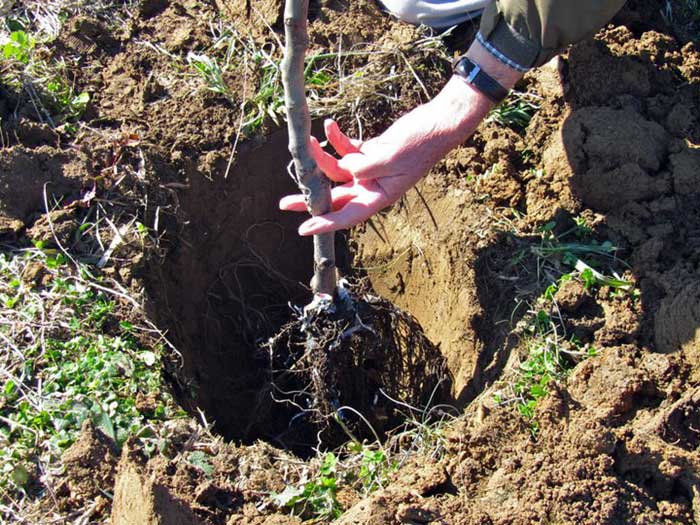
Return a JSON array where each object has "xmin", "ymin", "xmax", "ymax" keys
[{"xmin": 2, "ymin": 0, "xmax": 700, "ymax": 523}]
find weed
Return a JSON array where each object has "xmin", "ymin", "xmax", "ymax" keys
[
  {"xmin": 2, "ymin": 30, "xmax": 35, "ymax": 64},
  {"xmin": 271, "ymin": 386, "xmax": 451, "ymax": 522},
  {"xmin": 488, "ymin": 91, "xmax": 541, "ymax": 131},
  {"xmin": 273, "ymin": 452, "xmax": 343, "ymax": 522},
  {"xmin": 187, "ymin": 52, "xmax": 230, "ymax": 97},
  {"xmin": 0, "ymin": 246, "xmax": 175, "ymax": 509},
  {"xmin": 500, "ymin": 298, "xmax": 599, "ymax": 436},
  {"xmin": 45, "ymin": 75, "xmax": 90, "ymax": 119},
  {"xmin": 243, "ymin": 53, "xmax": 284, "ymax": 132},
  {"xmin": 181, "ymin": 25, "xmax": 286, "ymax": 133},
  {"xmin": 148, "ymin": 20, "xmax": 452, "ymax": 140},
  {"xmin": 495, "ymin": 219, "xmax": 637, "ymax": 435},
  {"xmin": 346, "ymin": 442, "xmax": 398, "ymax": 493},
  {"xmin": 186, "ymin": 450, "xmax": 214, "ymax": 477},
  {"xmin": 575, "ymin": 259, "xmax": 633, "ymax": 292},
  {"xmin": 0, "ymin": 24, "xmax": 90, "ymax": 124},
  {"xmin": 572, "ymin": 215, "xmax": 593, "ymax": 238}
]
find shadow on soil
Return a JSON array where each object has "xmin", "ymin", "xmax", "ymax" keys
[{"xmin": 145, "ymin": 125, "xmax": 317, "ymax": 446}]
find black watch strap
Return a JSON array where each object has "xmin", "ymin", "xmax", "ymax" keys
[{"xmin": 452, "ymin": 56, "xmax": 509, "ymax": 104}]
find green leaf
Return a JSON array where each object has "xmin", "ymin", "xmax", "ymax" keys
[
  {"xmin": 4, "ymin": 294, "xmax": 20, "ymax": 308},
  {"xmin": 11, "ymin": 464, "xmax": 30, "ymax": 487},
  {"xmin": 320, "ymin": 453, "xmax": 337, "ymax": 476},
  {"xmin": 72, "ymin": 92, "xmax": 90, "ymax": 106},
  {"xmin": 91, "ymin": 404, "xmax": 116, "ymax": 442},
  {"xmin": 3, "ymin": 380, "xmax": 16, "ymax": 396},
  {"xmin": 271, "ymin": 484, "xmax": 305, "ymax": 507},
  {"xmin": 580, "ymin": 268, "xmax": 596, "ymax": 289},
  {"xmin": 3, "ymin": 30, "xmax": 35, "ymax": 64},
  {"xmin": 187, "ymin": 451, "xmax": 214, "ymax": 476},
  {"xmin": 530, "ymin": 383, "xmax": 547, "ymax": 398}
]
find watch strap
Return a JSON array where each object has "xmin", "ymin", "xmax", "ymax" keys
[{"xmin": 452, "ymin": 56, "xmax": 509, "ymax": 104}]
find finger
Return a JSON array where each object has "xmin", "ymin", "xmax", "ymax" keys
[
  {"xmin": 280, "ymin": 183, "xmax": 358, "ymax": 213},
  {"xmin": 310, "ymin": 136, "xmax": 353, "ymax": 183},
  {"xmin": 325, "ymin": 119, "xmax": 362, "ymax": 156},
  {"xmin": 279, "ymin": 194, "xmax": 308, "ymax": 212},
  {"xmin": 280, "ymin": 184, "xmax": 358, "ymax": 213},
  {"xmin": 327, "ymin": 183, "xmax": 358, "ymax": 211},
  {"xmin": 298, "ymin": 198, "xmax": 380, "ymax": 236}
]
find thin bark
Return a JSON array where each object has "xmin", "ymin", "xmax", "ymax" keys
[{"xmin": 281, "ymin": 0, "xmax": 336, "ymax": 297}]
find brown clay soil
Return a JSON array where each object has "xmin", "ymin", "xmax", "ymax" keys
[{"xmin": 2, "ymin": 0, "xmax": 700, "ymax": 523}]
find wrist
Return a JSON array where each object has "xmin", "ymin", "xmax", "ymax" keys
[
  {"xmin": 465, "ymin": 38, "xmax": 523, "ymax": 91},
  {"xmin": 429, "ymin": 76, "xmax": 492, "ymax": 141}
]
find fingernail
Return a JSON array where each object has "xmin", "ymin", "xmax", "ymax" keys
[{"xmin": 299, "ymin": 220, "xmax": 315, "ymax": 236}]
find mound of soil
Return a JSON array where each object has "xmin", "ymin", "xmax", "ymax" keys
[
  {"xmin": 347, "ymin": 17, "xmax": 700, "ymax": 525},
  {"xmin": 2, "ymin": 0, "xmax": 699, "ymax": 523},
  {"xmin": 54, "ymin": 421, "xmax": 119, "ymax": 518}
]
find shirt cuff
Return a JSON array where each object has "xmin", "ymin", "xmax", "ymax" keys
[
  {"xmin": 477, "ymin": 2, "xmax": 542, "ymax": 72},
  {"xmin": 475, "ymin": 31, "xmax": 531, "ymax": 73}
]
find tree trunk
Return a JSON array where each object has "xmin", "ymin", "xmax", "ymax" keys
[{"xmin": 281, "ymin": 0, "xmax": 337, "ymax": 298}]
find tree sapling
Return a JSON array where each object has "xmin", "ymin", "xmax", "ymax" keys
[{"xmin": 281, "ymin": 0, "xmax": 336, "ymax": 298}]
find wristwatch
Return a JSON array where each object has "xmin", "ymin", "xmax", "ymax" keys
[{"xmin": 452, "ymin": 56, "xmax": 509, "ymax": 104}]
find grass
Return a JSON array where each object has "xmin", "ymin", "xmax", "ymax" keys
[
  {"xmin": 1, "ymin": 22, "xmax": 90, "ymax": 127},
  {"xmin": 169, "ymin": 20, "xmax": 452, "ymax": 138},
  {"xmin": 1, "ymin": 1, "xmax": 138, "ymax": 129},
  {"xmin": 155, "ymin": 24, "xmax": 289, "ymax": 135},
  {"xmin": 487, "ymin": 90, "xmax": 541, "ymax": 132},
  {"xmin": 493, "ymin": 217, "xmax": 637, "ymax": 436},
  {"xmin": 0, "ymin": 244, "xmax": 181, "ymax": 520}
]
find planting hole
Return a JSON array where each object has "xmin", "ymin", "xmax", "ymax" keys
[{"xmin": 146, "ymin": 126, "xmax": 450, "ymax": 450}]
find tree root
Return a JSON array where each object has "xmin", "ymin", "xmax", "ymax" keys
[{"xmin": 265, "ymin": 281, "xmax": 452, "ymax": 448}]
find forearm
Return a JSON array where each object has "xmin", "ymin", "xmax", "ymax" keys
[{"xmin": 380, "ymin": 38, "xmax": 524, "ymax": 169}]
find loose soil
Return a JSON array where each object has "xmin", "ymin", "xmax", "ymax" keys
[{"xmin": 2, "ymin": 0, "xmax": 699, "ymax": 523}]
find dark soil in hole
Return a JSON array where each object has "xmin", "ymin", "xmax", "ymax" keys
[{"xmin": 145, "ymin": 125, "xmax": 318, "ymax": 445}]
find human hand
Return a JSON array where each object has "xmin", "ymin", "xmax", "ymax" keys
[
  {"xmin": 280, "ymin": 71, "xmax": 502, "ymax": 236},
  {"xmin": 279, "ymin": 117, "xmax": 441, "ymax": 236},
  {"xmin": 279, "ymin": 37, "xmax": 524, "ymax": 237}
]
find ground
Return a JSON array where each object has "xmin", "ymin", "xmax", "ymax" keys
[{"xmin": 0, "ymin": 0, "xmax": 699, "ymax": 524}]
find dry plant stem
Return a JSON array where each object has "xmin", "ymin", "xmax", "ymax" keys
[{"xmin": 281, "ymin": 0, "xmax": 336, "ymax": 297}]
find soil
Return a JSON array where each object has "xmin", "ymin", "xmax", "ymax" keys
[
  {"xmin": 2, "ymin": 0, "xmax": 700, "ymax": 523},
  {"xmin": 55, "ymin": 421, "xmax": 119, "ymax": 518}
]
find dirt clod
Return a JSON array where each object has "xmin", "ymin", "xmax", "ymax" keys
[{"xmin": 58, "ymin": 421, "xmax": 118, "ymax": 514}]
